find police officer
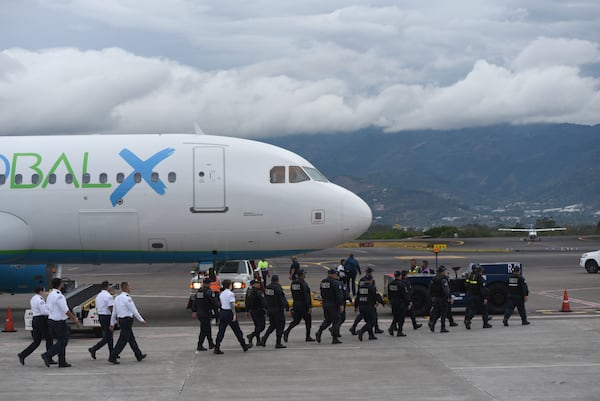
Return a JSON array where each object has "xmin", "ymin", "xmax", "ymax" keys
[
  {"xmin": 261, "ymin": 275, "xmax": 289, "ymax": 348},
  {"xmin": 41, "ymin": 278, "xmax": 80, "ymax": 368},
  {"xmin": 245, "ymin": 279, "xmax": 266, "ymax": 346},
  {"xmin": 403, "ymin": 272, "xmax": 423, "ymax": 330},
  {"xmin": 214, "ymin": 279, "xmax": 252, "ymax": 354},
  {"xmin": 289, "ymin": 256, "xmax": 300, "ymax": 281},
  {"xmin": 387, "ymin": 270, "xmax": 411, "ymax": 337},
  {"xmin": 315, "ymin": 269, "xmax": 344, "ymax": 344},
  {"xmin": 284, "ymin": 270, "xmax": 315, "ymax": 343},
  {"xmin": 18, "ymin": 286, "xmax": 56, "ymax": 365},
  {"xmin": 192, "ymin": 277, "xmax": 219, "ymax": 351},
  {"xmin": 503, "ymin": 266, "xmax": 530, "ymax": 326},
  {"xmin": 464, "ymin": 265, "xmax": 492, "ymax": 330},
  {"xmin": 88, "ymin": 281, "xmax": 115, "ymax": 360},
  {"xmin": 355, "ymin": 276, "xmax": 380, "ymax": 341},
  {"xmin": 428, "ymin": 266, "xmax": 451, "ymax": 333}
]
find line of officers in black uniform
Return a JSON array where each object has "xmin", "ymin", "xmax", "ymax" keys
[{"xmin": 191, "ymin": 263, "xmax": 529, "ymax": 352}]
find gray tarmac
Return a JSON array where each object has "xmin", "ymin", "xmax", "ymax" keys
[{"xmin": 1, "ymin": 235, "xmax": 600, "ymax": 401}]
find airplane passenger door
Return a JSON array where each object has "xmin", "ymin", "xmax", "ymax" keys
[{"xmin": 191, "ymin": 146, "xmax": 227, "ymax": 212}]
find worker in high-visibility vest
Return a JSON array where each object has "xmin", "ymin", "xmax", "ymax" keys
[{"xmin": 257, "ymin": 258, "xmax": 269, "ymax": 286}]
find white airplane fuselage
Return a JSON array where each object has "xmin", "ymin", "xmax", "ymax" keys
[{"xmin": 0, "ymin": 134, "xmax": 372, "ymax": 264}]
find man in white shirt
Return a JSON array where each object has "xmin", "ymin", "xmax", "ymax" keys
[
  {"xmin": 18, "ymin": 286, "xmax": 56, "ymax": 365},
  {"xmin": 88, "ymin": 281, "xmax": 114, "ymax": 360},
  {"xmin": 41, "ymin": 278, "xmax": 79, "ymax": 368},
  {"xmin": 214, "ymin": 279, "xmax": 252, "ymax": 354},
  {"xmin": 108, "ymin": 282, "xmax": 146, "ymax": 364}
]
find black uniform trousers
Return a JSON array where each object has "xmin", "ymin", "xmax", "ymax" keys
[
  {"xmin": 263, "ymin": 308, "xmax": 286, "ymax": 344},
  {"xmin": 504, "ymin": 296, "xmax": 527, "ymax": 322},
  {"xmin": 196, "ymin": 310, "xmax": 213, "ymax": 347},
  {"xmin": 390, "ymin": 300, "xmax": 407, "ymax": 332},
  {"xmin": 110, "ymin": 317, "xmax": 143, "ymax": 360},
  {"xmin": 318, "ymin": 303, "xmax": 341, "ymax": 338},
  {"xmin": 358, "ymin": 305, "xmax": 377, "ymax": 337},
  {"xmin": 249, "ymin": 309, "xmax": 266, "ymax": 339},
  {"xmin": 429, "ymin": 298, "xmax": 448, "ymax": 330},
  {"xmin": 286, "ymin": 307, "xmax": 311, "ymax": 338},
  {"xmin": 44, "ymin": 319, "xmax": 69, "ymax": 365},
  {"xmin": 21, "ymin": 315, "xmax": 53, "ymax": 358},
  {"xmin": 465, "ymin": 295, "xmax": 489, "ymax": 324},
  {"xmin": 90, "ymin": 314, "xmax": 114, "ymax": 355},
  {"xmin": 215, "ymin": 309, "xmax": 246, "ymax": 348}
]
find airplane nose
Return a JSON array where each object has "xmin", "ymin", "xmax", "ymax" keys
[{"xmin": 342, "ymin": 193, "xmax": 372, "ymax": 242}]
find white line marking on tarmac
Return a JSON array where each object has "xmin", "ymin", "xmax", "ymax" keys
[{"xmin": 452, "ymin": 363, "xmax": 600, "ymax": 370}]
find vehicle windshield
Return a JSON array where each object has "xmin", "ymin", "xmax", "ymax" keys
[
  {"xmin": 217, "ymin": 262, "xmax": 245, "ymax": 274},
  {"xmin": 303, "ymin": 166, "xmax": 329, "ymax": 182}
]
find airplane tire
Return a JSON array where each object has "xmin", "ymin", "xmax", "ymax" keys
[
  {"xmin": 585, "ymin": 260, "xmax": 599, "ymax": 274},
  {"xmin": 411, "ymin": 285, "xmax": 431, "ymax": 316},
  {"xmin": 487, "ymin": 283, "xmax": 507, "ymax": 314}
]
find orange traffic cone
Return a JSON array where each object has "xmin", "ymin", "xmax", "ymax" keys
[
  {"xmin": 560, "ymin": 289, "xmax": 572, "ymax": 312},
  {"xmin": 2, "ymin": 306, "xmax": 17, "ymax": 332}
]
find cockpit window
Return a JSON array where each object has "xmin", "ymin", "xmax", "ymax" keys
[
  {"xmin": 303, "ymin": 166, "xmax": 328, "ymax": 182},
  {"xmin": 270, "ymin": 166, "xmax": 285, "ymax": 183},
  {"xmin": 289, "ymin": 166, "xmax": 310, "ymax": 183}
]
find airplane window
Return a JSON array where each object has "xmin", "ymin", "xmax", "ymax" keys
[
  {"xmin": 65, "ymin": 173, "xmax": 73, "ymax": 184},
  {"xmin": 48, "ymin": 174, "xmax": 56, "ymax": 185},
  {"xmin": 0, "ymin": 174, "xmax": 5, "ymax": 185},
  {"xmin": 116, "ymin": 173, "xmax": 124, "ymax": 183},
  {"xmin": 82, "ymin": 173, "xmax": 90, "ymax": 184},
  {"xmin": 270, "ymin": 166, "xmax": 285, "ymax": 183},
  {"xmin": 168, "ymin": 172, "xmax": 176, "ymax": 183},
  {"xmin": 14, "ymin": 174, "xmax": 22, "ymax": 185},
  {"xmin": 99, "ymin": 173, "xmax": 108, "ymax": 184},
  {"xmin": 134, "ymin": 172, "xmax": 142, "ymax": 183},
  {"xmin": 31, "ymin": 174, "xmax": 40, "ymax": 185},
  {"xmin": 151, "ymin": 172, "xmax": 159, "ymax": 183},
  {"xmin": 289, "ymin": 166, "xmax": 310, "ymax": 183},
  {"xmin": 304, "ymin": 166, "xmax": 329, "ymax": 182}
]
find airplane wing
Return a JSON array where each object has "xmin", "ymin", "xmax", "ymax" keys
[
  {"xmin": 498, "ymin": 228, "xmax": 530, "ymax": 232},
  {"xmin": 534, "ymin": 228, "xmax": 567, "ymax": 232}
]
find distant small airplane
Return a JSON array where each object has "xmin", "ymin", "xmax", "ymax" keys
[{"xmin": 498, "ymin": 225, "xmax": 566, "ymax": 241}]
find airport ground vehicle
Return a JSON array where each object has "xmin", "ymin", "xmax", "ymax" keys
[
  {"xmin": 383, "ymin": 262, "xmax": 522, "ymax": 316},
  {"xmin": 187, "ymin": 260, "xmax": 256, "ymax": 310},
  {"xmin": 25, "ymin": 282, "xmax": 114, "ymax": 337},
  {"xmin": 580, "ymin": 250, "xmax": 600, "ymax": 273}
]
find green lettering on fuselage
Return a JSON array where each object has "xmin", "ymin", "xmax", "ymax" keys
[
  {"xmin": 42, "ymin": 152, "xmax": 79, "ymax": 188},
  {"xmin": 11, "ymin": 153, "xmax": 42, "ymax": 189},
  {"xmin": 82, "ymin": 152, "xmax": 111, "ymax": 188}
]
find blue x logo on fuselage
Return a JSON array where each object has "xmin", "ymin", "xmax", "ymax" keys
[{"xmin": 110, "ymin": 147, "xmax": 176, "ymax": 206}]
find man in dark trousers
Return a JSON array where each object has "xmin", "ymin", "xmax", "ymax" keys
[
  {"xmin": 284, "ymin": 270, "xmax": 315, "ymax": 342},
  {"xmin": 192, "ymin": 277, "xmax": 220, "ymax": 351},
  {"xmin": 387, "ymin": 270, "xmax": 411, "ymax": 337},
  {"xmin": 464, "ymin": 265, "xmax": 492, "ymax": 330},
  {"xmin": 344, "ymin": 253, "xmax": 362, "ymax": 296},
  {"xmin": 245, "ymin": 279, "xmax": 266, "ymax": 346},
  {"xmin": 289, "ymin": 256, "xmax": 300, "ymax": 281},
  {"xmin": 355, "ymin": 276, "xmax": 380, "ymax": 341},
  {"xmin": 261, "ymin": 275, "xmax": 289, "ymax": 348},
  {"xmin": 428, "ymin": 266, "xmax": 451, "ymax": 333},
  {"xmin": 503, "ymin": 265, "xmax": 530, "ymax": 326},
  {"xmin": 88, "ymin": 281, "xmax": 114, "ymax": 360},
  {"xmin": 18, "ymin": 286, "xmax": 56, "ymax": 365},
  {"xmin": 41, "ymin": 278, "xmax": 80, "ymax": 368},
  {"xmin": 315, "ymin": 269, "xmax": 345, "ymax": 344},
  {"xmin": 108, "ymin": 282, "xmax": 147, "ymax": 363}
]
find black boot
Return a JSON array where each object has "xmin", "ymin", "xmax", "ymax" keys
[
  {"xmin": 207, "ymin": 338, "xmax": 215, "ymax": 349},
  {"xmin": 213, "ymin": 345, "xmax": 223, "ymax": 355}
]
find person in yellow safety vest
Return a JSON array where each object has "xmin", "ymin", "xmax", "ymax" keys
[
  {"xmin": 257, "ymin": 259, "xmax": 270, "ymax": 286},
  {"xmin": 408, "ymin": 259, "xmax": 421, "ymax": 275}
]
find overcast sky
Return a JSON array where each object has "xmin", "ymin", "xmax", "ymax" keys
[{"xmin": 1, "ymin": 0, "xmax": 599, "ymax": 137}]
